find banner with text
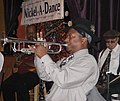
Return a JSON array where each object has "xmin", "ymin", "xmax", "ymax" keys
[{"xmin": 21, "ymin": 0, "xmax": 64, "ymax": 25}]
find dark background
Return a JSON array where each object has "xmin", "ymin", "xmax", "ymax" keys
[{"xmin": 2, "ymin": 0, "xmax": 120, "ymax": 58}]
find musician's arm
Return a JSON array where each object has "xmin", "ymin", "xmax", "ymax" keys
[{"xmin": 34, "ymin": 56, "xmax": 51, "ymax": 81}]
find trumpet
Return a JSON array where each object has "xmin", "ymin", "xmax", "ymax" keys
[{"xmin": 1, "ymin": 37, "xmax": 67, "ymax": 54}]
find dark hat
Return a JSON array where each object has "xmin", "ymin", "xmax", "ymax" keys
[
  {"xmin": 75, "ymin": 18, "xmax": 95, "ymax": 42},
  {"xmin": 103, "ymin": 30, "xmax": 120, "ymax": 39},
  {"xmin": 68, "ymin": 18, "xmax": 96, "ymax": 43},
  {"xmin": 72, "ymin": 18, "xmax": 95, "ymax": 35}
]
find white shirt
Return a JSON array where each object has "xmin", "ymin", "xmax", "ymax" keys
[
  {"xmin": 98, "ymin": 44, "xmax": 120, "ymax": 75},
  {"xmin": 0, "ymin": 52, "xmax": 4, "ymax": 72},
  {"xmin": 34, "ymin": 49, "xmax": 99, "ymax": 101}
]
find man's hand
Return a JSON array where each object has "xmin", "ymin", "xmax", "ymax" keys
[{"xmin": 28, "ymin": 44, "xmax": 48, "ymax": 58}]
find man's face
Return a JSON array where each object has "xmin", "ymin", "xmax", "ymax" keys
[
  {"xmin": 105, "ymin": 37, "xmax": 119, "ymax": 49},
  {"xmin": 64, "ymin": 28, "xmax": 85, "ymax": 54},
  {"xmin": 27, "ymin": 25, "xmax": 37, "ymax": 41}
]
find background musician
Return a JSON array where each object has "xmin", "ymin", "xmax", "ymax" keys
[
  {"xmin": 97, "ymin": 30, "xmax": 120, "ymax": 101},
  {"xmin": 2, "ymin": 24, "xmax": 39, "ymax": 101}
]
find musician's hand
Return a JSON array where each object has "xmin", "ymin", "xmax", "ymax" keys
[{"xmin": 28, "ymin": 44, "xmax": 48, "ymax": 58}]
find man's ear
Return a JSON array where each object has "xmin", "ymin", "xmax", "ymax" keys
[{"xmin": 81, "ymin": 37, "xmax": 87, "ymax": 44}]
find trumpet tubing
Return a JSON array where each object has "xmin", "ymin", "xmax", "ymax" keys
[{"xmin": 1, "ymin": 38, "xmax": 67, "ymax": 54}]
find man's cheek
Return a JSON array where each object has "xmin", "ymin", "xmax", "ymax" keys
[
  {"xmin": 71, "ymin": 43, "xmax": 78, "ymax": 48},
  {"xmin": 73, "ymin": 40, "xmax": 79, "ymax": 45}
]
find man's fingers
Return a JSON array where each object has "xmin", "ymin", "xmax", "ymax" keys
[{"xmin": 28, "ymin": 45, "xmax": 35, "ymax": 51}]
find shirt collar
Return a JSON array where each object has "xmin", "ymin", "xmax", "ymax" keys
[
  {"xmin": 73, "ymin": 49, "xmax": 89, "ymax": 58},
  {"xmin": 107, "ymin": 43, "xmax": 119, "ymax": 53}
]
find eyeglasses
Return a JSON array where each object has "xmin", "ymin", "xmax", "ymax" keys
[{"xmin": 105, "ymin": 39, "xmax": 118, "ymax": 43}]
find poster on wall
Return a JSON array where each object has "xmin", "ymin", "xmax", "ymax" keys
[{"xmin": 21, "ymin": 0, "xmax": 64, "ymax": 25}]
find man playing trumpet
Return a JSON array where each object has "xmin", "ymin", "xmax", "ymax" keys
[{"xmin": 29, "ymin": 18, "xmax": 99, "ymax": 101}]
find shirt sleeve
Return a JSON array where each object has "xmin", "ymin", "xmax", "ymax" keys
[
  {"xmin": 40, "ymin": 54, "xmax": 99, "ymax": 89},
  {"xmin": 34, "ymin": 55, "xmax": 51, "ymax": 81},
  {"xmin": 0, "ymin": 52, "xmax": 4, "ymax": 72}
]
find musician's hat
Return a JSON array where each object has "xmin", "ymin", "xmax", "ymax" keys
[
  {"xmin": 103, "ymin": 30, "xmax": 120, "ymax": 39},
  {"xmin": 64, "ymin": 17, "xmax": 99, "ymax": 43}
]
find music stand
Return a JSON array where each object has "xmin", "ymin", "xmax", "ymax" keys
[{"xmin": 109, "ymin": 75, "xmax": 120, "ymax": 85}]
